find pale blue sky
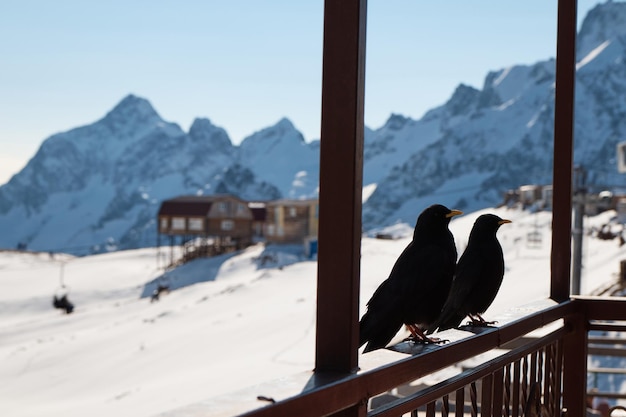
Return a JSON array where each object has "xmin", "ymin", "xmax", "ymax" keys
[{"xmin": 0, "ymin": 1, "xmax": 604, "ymax": 183}]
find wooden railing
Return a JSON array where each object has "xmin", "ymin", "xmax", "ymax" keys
[
  {"xmin": 587, "ymin": 321, "xmax": 626, "ymax": 406},
  {"xmin": 370, "ymin": 329, "xmax": 565, "ymax": 417},
  {"xmin": 229, "ymin": 297, "xmax": 626, "ymax": 417}
]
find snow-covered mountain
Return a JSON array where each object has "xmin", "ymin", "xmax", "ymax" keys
[
  {"xmin": 238, "ymin": 118, "xmax": 320, "ymax": 199},
  {"xmin": 363, "ymin": 1, "xmax": 626, "ymax": 228},
  {"xmin": 0, "ymin": 96, "xmax": 317, "ymax": 253},
  {"xmin": 2, "ymin": 1, "xmax": 626, "ymax": 252}
]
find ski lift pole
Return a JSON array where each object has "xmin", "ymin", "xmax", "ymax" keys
[
  {"xmin": 59, "ymin": 261, "xmax": 66, "ymax": 288},
  {"xmin": 572, "ymin": 165, "xmax": 586, "ymax": 295},
  {"xmin": 572, "ymin": 196, "xmax": 583, "ymax": 295}
]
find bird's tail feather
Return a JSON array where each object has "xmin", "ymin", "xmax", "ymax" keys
[{"xmin": 359, "ymin": 310, "xmax": 403, "ymax": 353}]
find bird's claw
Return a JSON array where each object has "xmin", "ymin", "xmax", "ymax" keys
[
  {"xmin": 404, "ymin": 335, "xmax": 448, "ymax": 345},
  {"xmin": 423, "ymin": 336, "xmax": 449, "ymax": 344},
  {"xmin": 466, "ymin": 319, "xmax": 497, "ymax": 327}
]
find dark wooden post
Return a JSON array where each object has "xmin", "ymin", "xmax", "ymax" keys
[
  {"xmin": 315, "ymin": 0, "xmax": 367, "ymax": 380},
  {"xmin": 552, "ymin": 3, "xmax": 580, "ymax": 413},
  {"xmin": 551, "ymin": 0, "xmax": 577, "ymax": 302},
  {"xmin": 561, "ymin": 308, "xmax": 588, "ymax": 417}
]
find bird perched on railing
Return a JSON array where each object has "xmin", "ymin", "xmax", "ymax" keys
[
  {"xmin": 428, "ymin": 213, "xmax": 511, "ymax": 334},
  {"xmin": 359, "ymin": 204, "xmax": 463, "ymax": 352}
]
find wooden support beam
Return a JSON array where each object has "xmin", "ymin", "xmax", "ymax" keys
[
  {"xmin": 561, "ymin": 312, "xmax": 587, "ymax": 417},
  {"xmin": 315, "ymin": 0, "xmax": 367, "ymax": 378},
  {"xmin": 551, "ymin": 0, "xmax": 578, "ymax": 302}
]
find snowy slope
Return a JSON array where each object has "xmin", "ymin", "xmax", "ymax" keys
[{"xmin": 1, "ymin": 206, "xmax": 625, "ymax": 417}]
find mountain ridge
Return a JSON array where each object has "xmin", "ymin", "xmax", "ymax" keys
[{"xmin": 2, "ymin": 1, "xmax": 626, "ymax": 252}]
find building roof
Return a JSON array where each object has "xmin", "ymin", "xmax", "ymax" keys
[
  {"xmin": 158, "ymin": 200, "xmax": 213, "ymax": 217},
  {"xmin": 158, "ymin": 194, "xmax": 245, "ymax": 217}
]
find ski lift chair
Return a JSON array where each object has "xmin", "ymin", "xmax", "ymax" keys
[{"xmin": 52, "ymin": 285, "xmax": 74, "ymax": 314}]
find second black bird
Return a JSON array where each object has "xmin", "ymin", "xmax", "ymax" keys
[
  {"xmin": 428, "ymin": 213, "xmax": 512, "ymax": 334},
  {"xmin": 359, "ymin": 204, "xmax": 463, "ymax": 352}
]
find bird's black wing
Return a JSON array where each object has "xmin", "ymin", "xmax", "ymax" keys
[
  {"xmin": 396, "ymin": 239, "xmax": 456, "ymax": 327},
  {"xmin": 359, "ymin": 276, "xmax": 405, "ymax": 352},
  {"xmin": 359, "ymin": 242, "xmax": 417, "ymax": 352},
  {"xmin": 427, "ymin": 246, "xmax": 482, "ymax": 333},
  {"xmin": 469, "ymin": 242, "xmax": 505, "ymax": 314}
]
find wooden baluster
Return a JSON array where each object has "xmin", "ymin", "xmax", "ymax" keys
[
  {"xmin": 482, "ymin": 374, "xmax": 493, "ymax": 417},
  {"xmin": 471, "ymin": 382, "xmax": 478, "ymax": 417},
  {"xmin": 493, "ymin": 368, "xmax": 504, "ymax": 417},
  {"xmin": 442, "ymin": 394, "xmax": 449, "ymax": 417},
  {"xmin": 427, "ymin": 401, "xmax": 436, "ymax": 417},
  {"xmin": 504, "ymin": 364, "xmax": 512, "ymax": 417},
  {"xmin": 530, "ymin": 351, "xmax": 538, "ymax": 388},
  {"xmin": 513, "ymin": 360, "xmax": 521, "ymax": 417},
  {"xmin": 456, "ymin": 388, "xmax": 465, "ymax": 417},
  {"xmin": 545, "ymin": 343, "xmax": 556, "ymax": 415},
  {"xmin": 538, "ymin": 347, "xmax": 544, "ymax": 389}
]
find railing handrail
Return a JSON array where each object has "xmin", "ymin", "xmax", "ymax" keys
[
  {"xmin": 369, "ymin": 326, "xmax": 568, "ymax": 417},
  {"xmin": 239, "ymin": 300, "xmax": 578, "ymax": 417}
]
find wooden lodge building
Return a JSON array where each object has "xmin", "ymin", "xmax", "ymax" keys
[
  {"xmin": 157, "ymin": 194, "xmax": 318, "ymax": 264},
  {"xmin": 264, "ymin": 199, "xmax": 319, "ymax": 243},
  {"xmin": 158, "ymin": 194, "xmax": 254, "ymax": 243}
]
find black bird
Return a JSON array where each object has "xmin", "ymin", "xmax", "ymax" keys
[
  {"xmin": 428, "ymin": 214, "xmax": 511, "ymax": 334},
  {"xmin": 359, "ymin": 204, "xmax": 463, "ymax": 352}
]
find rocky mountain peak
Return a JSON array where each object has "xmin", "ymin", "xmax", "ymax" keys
[
  {"xmin": 384, "ymin": 114, "xmax": 410, "ymax": 130},
  {"xmin": 445, "ymin": 84, "xmax": 481, "ymax": 117},
  {"xmin": 101, "ymin": 94, "xmax": 164, "ymax": 135},
  {"xmin": 188, "ymin": 118, "xmax": 233, "ymax": 154},
  {"xmin": 578, "ymin": 1, "xmax": 626, "ymax": 58},
  {"xmin": 241, "ymin": 117, "xmax": 304, "ymax": 148}
]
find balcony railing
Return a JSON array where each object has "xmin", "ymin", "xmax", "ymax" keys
[{"xmin": 231, "ymin": 297, "xmax": 625, "ymax": 417}]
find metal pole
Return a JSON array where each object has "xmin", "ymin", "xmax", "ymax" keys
[
  {"xmin": 572, "ymin": 166, "xmax": 586, "ymax": 295},
  {"xmin": 59, "ymin": 261, "xmax": 65, "ymax": 288},
  {"xmin": 571, "ymin": 200, "xmax": 583, "ymax": 295}
]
